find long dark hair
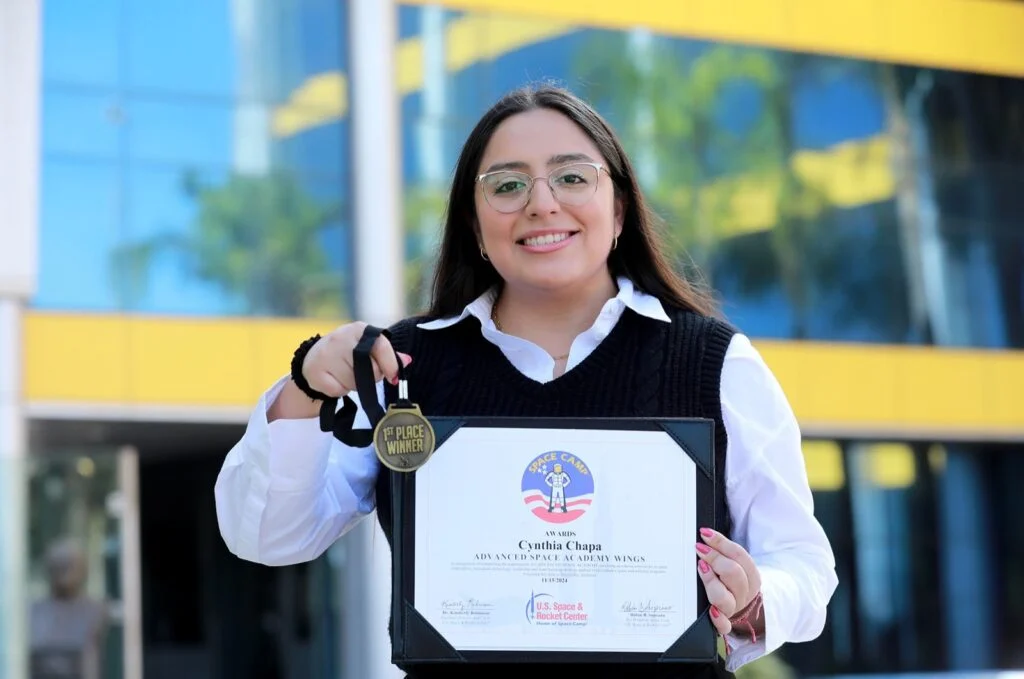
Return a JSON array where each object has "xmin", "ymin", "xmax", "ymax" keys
[{"xmin": 427, "ymin": 84, "xmax": 719, "ymax": 318}]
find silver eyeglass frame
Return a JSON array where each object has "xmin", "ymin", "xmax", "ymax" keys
[{"xmin": 475, "ymin": 162, "xmax": 608, "ymax": 213}]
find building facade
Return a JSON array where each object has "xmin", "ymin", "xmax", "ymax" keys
[{"xmin": 2, "ymin": 0, "xmax": 1023, "ymax": 678}]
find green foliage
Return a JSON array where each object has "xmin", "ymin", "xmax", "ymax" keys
[
  {"xmin": 402, "ymin": 183, "xmax": 449, "ymax": 313},
  {"xmin": 715, "ymin": 636, "xmax": 798, "ymax": 679},
  {"xmin": 574, "ymin": 38, "xmax": 787, "ymax": 255},
  {"xmin": 571, "ymin": 36, "xmax": 853, "ymax": 335},
  {"xmin": 736, "ymin": 653, "xmax": 799, "ymax": 679},
  {"xmin": 111, "ymin": 171, "xmax": 346, "ymax": 318}
]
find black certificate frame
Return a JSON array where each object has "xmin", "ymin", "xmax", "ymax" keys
[{"xmin": 387, "ymin": 416, "xmax": 720, "ymax": 668}]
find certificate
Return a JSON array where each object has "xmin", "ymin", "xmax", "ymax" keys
[{"xmin": 386, "ymin": 417, "xmax": 718, "ymax": 666}]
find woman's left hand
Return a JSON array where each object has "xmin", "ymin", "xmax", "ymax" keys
[{"xmin": 696, "ymin": 527, "xmax": 762, "ymax": 637}]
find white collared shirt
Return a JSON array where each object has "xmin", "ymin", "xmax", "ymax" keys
[{"xmin": 214, "ymin": 277, "xmax": 838, "ymax": 671}]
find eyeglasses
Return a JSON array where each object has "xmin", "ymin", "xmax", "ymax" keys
[{"xmin": 475, "ymin": 162, "xmax": 607, "ymax": 214}]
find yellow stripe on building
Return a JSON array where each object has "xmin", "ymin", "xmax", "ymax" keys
[
  {"xmin": 708, "ymin": 135, "xmax": 895, "ymax": 237},
  {"xmin": 408, "ymin": 0, "xmax": 1024, "ymax": 79},
  {"xmin": 23, "ymin": 314, "xmax": 324, "ymax": 408},
  {"xmin": 272, "ymin": 3, "xmax": 902, "ymax": 236},
  {"xmin": 23, "ymin": 314, "xmax": 1024, "ymax": 441},
  {"xmin": 866, "ymin": 442, "xmax": 917, "ymax": 489},
  {"xmin": 274, "ymin": 0, "xmax": 1024, "ymax": 138},
  {"xmin": 802, "ymin": 440, "xmax": 845, "ymax": 491},
  {"xmin": 271, "ymin": 13, "xmax": 577, "ymax": 137},
  {"xmin": 758, "ymin": 339, "xmax": 1024, "ymax": 441}
]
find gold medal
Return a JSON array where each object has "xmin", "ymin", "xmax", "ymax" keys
[{"xmin": 373, "ymin": 379, "xmax": 435, "ymax": 472}]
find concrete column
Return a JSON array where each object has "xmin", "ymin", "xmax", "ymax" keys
[
  {"xmin": 0, "ymin": 1, "xmax": 42, "ymax": 677},
  {"xmin": 349, "ymin": 0, "xmax": 404, "ymax": 328},
  {"xmin": 0, "ymin": 301, "xmax": 28, "ymax": 679},
  {"xmin": 345, "ymin": 2, "xmax": 405, "ymax": 679}
]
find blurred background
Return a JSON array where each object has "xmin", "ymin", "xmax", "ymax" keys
[{"xmin": 0, "ymin": 0, "xmax": 1022, "ymax": 678}]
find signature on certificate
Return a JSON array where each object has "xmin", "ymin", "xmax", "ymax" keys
[
  {"xmin": 441, "ymin": 598, "xmax": 493, "ymax": 610},
  {"xmin": 620, "ymin": 600, "xmax": 674, "ymax": 614}
]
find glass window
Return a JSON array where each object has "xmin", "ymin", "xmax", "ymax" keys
[
  {"xmin": 42, "ymin": 0, "xmax": 120, "ymax": 88},
  {"xmin": 991, "ymin": 449, "xmax": 1024, "ymax": 666},
  {"xmin": 38, "ymin": 0, "xmax": 353, "ymax": 317},
  {"xmin": 42, "ymin": 89, "xmax": 123, "ymax": 161},
  {"xmin": 123, "ymin": 0, "xmax": 237, "ymax": 99},
  {"xmin": 35, "ymin": 159, "xmax": 122, "ymax": 311},
  {"xmin": 116, "ymin": 166, "xmax": 351, "ymax": 318},
  {"xmin": 120, "ymin": 0, "xmax": 348, "ymax": 103},
  {"xmin": 116, "ymin": 164, "xmax": 232, "ymax": 315},
  {"xmin": 275, "ymin": 114, "xmax": 349, "ymax": 179},
  {"xmin": 24, "ymin": 449, "xmax": 125, "ymax": 679},
  {"xmin": 125, "ymin": 99, "xmax": 236, "ymax": 168},
  {"xmin": 396, "ymin": 7, "xmax": 1023, "ymax": 348},
  {"xmin": 775, "ymin": 439, "xmax": 1023, "ymax": 676}
]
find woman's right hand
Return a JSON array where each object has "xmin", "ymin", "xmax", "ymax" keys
[
  {"xmin": 302, "ymin": 321, "xmax": 411, "ymax": 397},
  {"xmin": 268, "ymin": 322, "xmax": 411, "ymax": 422}
]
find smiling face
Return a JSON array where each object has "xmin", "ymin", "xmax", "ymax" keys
[{"xmin": 474, "ymin": 107, "xmax": 623, "ymax": 297}]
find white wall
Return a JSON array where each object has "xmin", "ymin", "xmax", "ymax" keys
[{"xmin": 0, "ymin": 0, "xmax": 42, "ymax": 677}]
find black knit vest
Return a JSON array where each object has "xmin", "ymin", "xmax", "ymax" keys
[{"xmin": 376, "ymin": 306, "xmax": 737, "ymax": 679}]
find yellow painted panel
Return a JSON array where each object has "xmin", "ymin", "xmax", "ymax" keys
[
  {"xmin": 803, "ymin": 440, "xmax": 845, "ymax": 491},
  {"xmin": 272, "ymin": 13, "xmax": 577, "ymax": 137},
  {"xmin": 270, "ymin": 3, "xmax": 900, "ymax": 226},
  {"xmin": 22, "ymin": 314, "xmax": 1024, "ymax": 440},
  {"xmin": 791, "ymin": 136, "xmax": 896, "ymax": 209},
  {"xmin": 405, "ymin": 0, "xmax": 1024, "ymax": 78},
  {"xmin": 704, "ymin": 135, "xmax": 895, "ymax": 238},
  {"xmin": 928, "ymin": 444, "xmax": 948, "ymax": 474},
  {"xmin": 24, "ymin": 313, "xmax": 327, "ymax": 407},
  {"xmin": 754, "ymin": 340, "xmax": 1024, "ymax": 439},
  {"xmin": 444, "ymin": 14, "xmax": 577, "ymax": 69},
  {"xmin": 866, "ymin": 442, "xmax": 916, "ymax": 489},
  {"xmin": 272, "ymin": 72, "xmax": 348, "ymax": 138}
]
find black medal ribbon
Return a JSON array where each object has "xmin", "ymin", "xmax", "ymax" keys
[{"xmin": 318, "ymin": 325, "xmax": 408, "ymax": 445}]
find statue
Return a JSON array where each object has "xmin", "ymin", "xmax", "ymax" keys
[{"xmin": 29, "ymin": 538, "xmax": 108, "ymax": 679}]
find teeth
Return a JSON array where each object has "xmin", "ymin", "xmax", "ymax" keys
[{"xmin": 523, "ymin": 233, "xmax": 572, "ymax": 247}]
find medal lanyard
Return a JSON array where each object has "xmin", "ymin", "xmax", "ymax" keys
[
  {"xmin": 318, "ymin": 325, "xmax": 401, "ymax": 445},
  {"xmin": 318, "ymin": 325, "xmax": 435, "ymax": 473}
]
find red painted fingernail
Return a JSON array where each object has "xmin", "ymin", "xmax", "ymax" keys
[
  {"xmin": 389, "ymin": 375, "xmax": 399, "ymax": 385},
  {"xmin": 398, "ymin": 352, "xmax": 413, "ymax": 366},
  {"xmin": 710, "ymin": 606, "xmax": 720, "ymax": 619},
  {"xmin": 700, "ymin": 528, "xmax": 714, "ymax": 539},
  {"xmin": 695, "ymin": 543, "xmax": 711, "ymax": 554},
  {"xmin": 699, "ymin": 560, "xmax": 710, "ymax": 574}
]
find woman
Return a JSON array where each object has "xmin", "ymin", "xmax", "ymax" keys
[{"xmin": 215, "ymin": 85, "xmax": 837, "ymax": 678}]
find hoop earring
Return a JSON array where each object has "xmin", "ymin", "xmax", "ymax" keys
[
  {"xmin": 480, "ymin": 246, "xmax": 489, "ymax": 261},
  {"xmin": 612, "ymin": 235, "xmax": 618, "ymax": 251}
]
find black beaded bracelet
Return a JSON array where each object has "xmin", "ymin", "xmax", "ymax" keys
[{"xmin": 290, "ymin": 334, "xmax": 331, "ymax": 401}]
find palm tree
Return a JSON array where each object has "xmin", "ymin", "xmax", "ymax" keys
[
  {"xmin": 573, "ymin": 37, "xmax": 835, "ymax": 336},
  {"xmin": 111, "ymin": 170, "xmax": 347, "ymax": 318},
  {"xmin": 402, "ymin": 183, "xmax": 449, "ymax": 313},
  {"xmin": 882, "ymin": 65, "xmax": 1024, "ymax": 348}
]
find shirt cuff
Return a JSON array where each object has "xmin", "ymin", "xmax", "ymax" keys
[
  {"xmin": 257, "ymin": 375, "xmax": 333, "ymax": 493},
  {"xmin": 723, "ymin": 628, "xmax": 766, "ymax": 671},
  {"xmin": 722, "ymin": 566, "xmax": 786, "ymax": 671}
]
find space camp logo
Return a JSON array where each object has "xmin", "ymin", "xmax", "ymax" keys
[
  {"xmin": 524, "ymin": 590, "xmax": 589, "ymax": 626},
  {"xmin": 520, "ymin": 451, "xmax": 594, "ymax": 524}
]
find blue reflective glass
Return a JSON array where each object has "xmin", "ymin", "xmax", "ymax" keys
[
  {"xmin": 42, "ymin": 0, "xmax": 120, "ymax": 87},
  {"xmin": 123, "ymin": 0, "xmax": 235, "ymax": 99},
  {"xmin": 38, "ymin": 0, "xmax": 354, "ymax": 316},
  {"xmin": 35, "ymin": 159, "xmax": 121, "ymax": 310},
  {"xmin": 125, "ymin": 99, "xmax": 236, "ymax": 167},
  {"xmin": 397, "ymin": 13, "xmax": 1024, "ymax": 347},
  {"xmin": 42, "ymin": 88, "xmax": 122, "ymax": 160},
  {"xmin": 118, "ymin": 164, "xmax": 235, "ymax": 315}
]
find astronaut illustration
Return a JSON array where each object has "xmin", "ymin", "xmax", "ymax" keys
[{"xmin": 544, "ymin": 463, "xmax": 571, "ymax": 513}]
